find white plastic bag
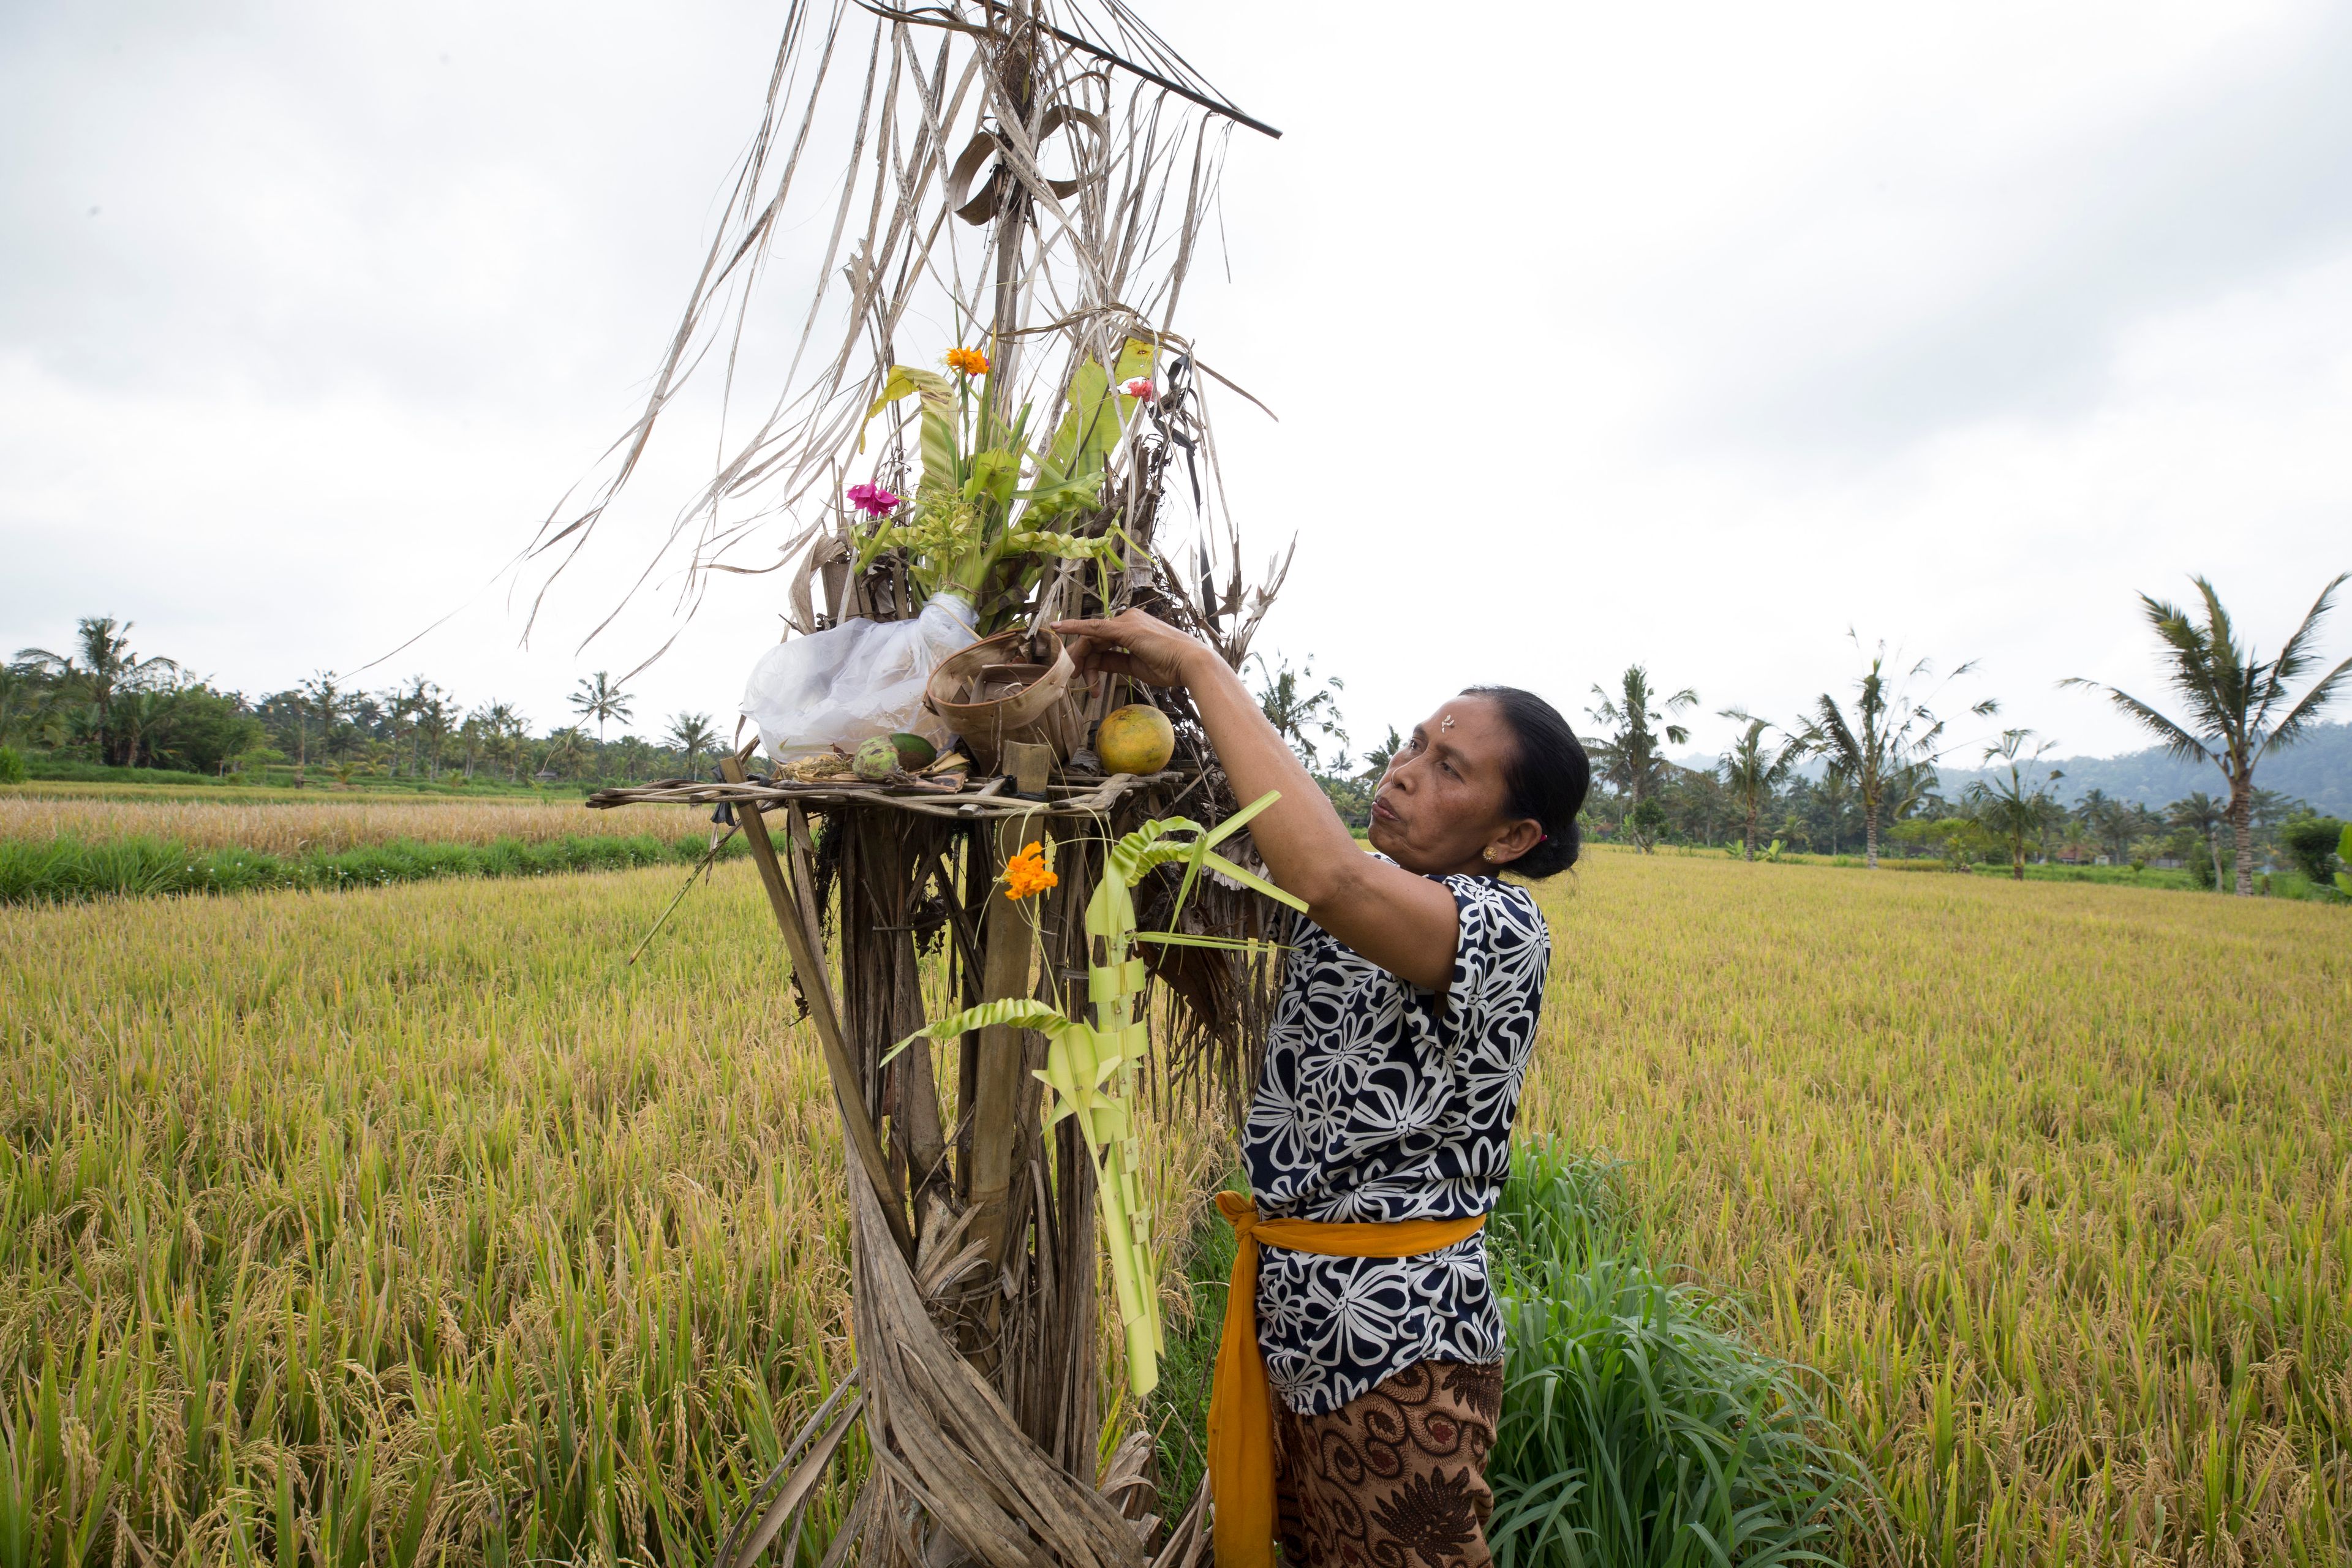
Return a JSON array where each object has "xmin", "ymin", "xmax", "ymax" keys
[{"xmin": 740, "ymin": 591, "xmax": 978, "ymax": 761}]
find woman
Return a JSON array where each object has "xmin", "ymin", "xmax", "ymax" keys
[{"xmin": 1054, "ymin": 609, "xmax": 1591, "ymax": 1568}]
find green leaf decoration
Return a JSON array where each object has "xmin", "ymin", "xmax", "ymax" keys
[
  {"xmin": 965, "ymin": 447, "xmax": 1022, "ymax": 508},
  {"xmin": 893, "ymin": 790, "xmax": 1298, "ymax": 1400},
  {"xmin": 884, "ymin": 997, "xmax": 1070, "ymax": 1063}
]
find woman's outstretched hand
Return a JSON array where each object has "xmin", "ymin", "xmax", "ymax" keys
[{"xmin": 1052, "ymin": 609, "xmax": 1205, "ymax": 690}]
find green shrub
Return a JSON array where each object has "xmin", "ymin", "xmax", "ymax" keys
[
  {"xmin": 1485, "ymin": 1142, "xmax": 1870, "ymax": 1568},
  {"xmin": 0, "ymin": 745, "xmax": 24, "ymax": 785},
  {"xmin": 2279, "ymin": 816, "xmax": 2345, "ymax": 887}
]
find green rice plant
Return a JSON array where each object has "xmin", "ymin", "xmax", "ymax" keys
[
  {"xmin": 1485, "ymin": 1142, "xmax": 1868, "ymax": 1568},
  {"xmin": 0, "ymin": 831, "xmax": 742, "ymax": 905}
]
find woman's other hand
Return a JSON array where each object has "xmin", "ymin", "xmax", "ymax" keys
[{"xmin": 1052, "ymin": 609, "xmax": 1205, "ymax": 689}]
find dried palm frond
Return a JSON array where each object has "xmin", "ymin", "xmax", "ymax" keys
[{"xmin": 523, "ymin": 0, "xmax": 1280, "ymax": 675}]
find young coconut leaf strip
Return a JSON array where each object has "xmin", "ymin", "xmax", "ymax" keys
[{"xmin": 891, "ymin": 791, "xmax": 1303, "ymax": 1395}]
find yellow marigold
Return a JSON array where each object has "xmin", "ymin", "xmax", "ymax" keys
[
  {"xmin": 1003, "ymin": 840, "xmax": 1057, "ymax": 900},
  {"xmin": 944, "ymin": 345, "xmax": 990, "ymax": 377}
]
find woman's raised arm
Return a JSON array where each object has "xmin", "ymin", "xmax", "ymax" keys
[{"xmin": 1054, "ymin": 610, "xmax": 1468, "ymax": 990}]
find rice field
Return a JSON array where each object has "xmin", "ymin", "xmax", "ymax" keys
[
  {"xmin": 2, "ymin": 849, "xmax": 2345, "ymax": 1565},
  {"xmin": 0, "ymin": 791, "xmax": 692, "ymax": 854},
  {"xmin": 1524, "ymin": 851, "xmax": 2350, "ymax": 1564}
]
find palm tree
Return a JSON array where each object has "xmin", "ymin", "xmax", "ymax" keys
[
  {"xmin": 1358, "ymin": 725, "xmax": 1404, "ymax": 783},
  {"xmin": 18, "ymin": 617, "xmax": 179, "ymax": 766},
  {"xmin": 1717, "ymin": 712, "xmax": 1799, "ymax": 861},
  {"xmin": 1965, "ymin": 729, "xmax": 2066, "ymax": 881},
  {"xmin": 1815, "ymin": 767, "xmax": 1853, "ymax": 856},
  {"xmin": 2165, "ymin": 791, "xmax": 2230, "ymax": 892},
  {"xmin": 570, "ymin": 671, "xmax": 635, "ymax": 745},
  {"xmin": 415, "ymin": 687, "xmax": 454, "ymax": 780},
  {"xmin": 1251, "ymin": 654, "xmax": 1348, "ymax": 769},
  {"xmin": 1798, "ymin": 638, "xmax": 1996, "ymax": 869},
  {"xmin": 665, "ymin": 711, "xmax": 717, "ymax": 779},
  {"xmin": 1587, "ymin": 666, "xmax": 1697, "ymax": 853},
  {"xmin": 543, "ymin": 726, "xmax": 591, "ymax": 780},
  {"xmin": 2063, "ymin": 574, "xmax": 2351, "ymax": 895},
  {"xmin": 474, "ymin": 702, "xmax": 526, "ymax": 782},
  {"xmin": 0, "ymin": 660, "xmax": 66, "ymax": 750},
  {"xmin": 292, "ymin": 673, "xmax": 347, "ymax": 788}
]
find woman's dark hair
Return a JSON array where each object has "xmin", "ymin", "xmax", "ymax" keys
[{"xmin": 1461, "ymin": 685, "xmax": 1590, "ymax": 878}]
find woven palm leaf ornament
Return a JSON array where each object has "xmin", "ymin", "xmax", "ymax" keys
[{"xmin": 890, "ymin": 791, "xmax": 1303, "ymax": 1395}]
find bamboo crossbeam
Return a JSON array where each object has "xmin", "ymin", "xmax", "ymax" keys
[
  {"xmin": 587, "ymin": 769, "xmax": 1185, "ymax": 820},
  {"xmin": 720, "ymin": 753, "xmax": 918, "ymax": 1258}
]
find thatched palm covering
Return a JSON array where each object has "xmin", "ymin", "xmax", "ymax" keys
[{"xmin": 554, "ymin": 4, "xmax": 1283, "ymax": 1561}]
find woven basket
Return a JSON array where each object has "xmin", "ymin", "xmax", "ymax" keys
[{"xmin": 924, "ymin": 628, "xmax": 1088, "ymax": 774}]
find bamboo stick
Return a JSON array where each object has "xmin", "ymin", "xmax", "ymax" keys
[
  {"xmin": 722, "ymin": 754, "xmax": 915, "ymax": 1257},
  {"xmin": 967, "ymin": 810, "xmax": 1042, "ymax": 1273}
]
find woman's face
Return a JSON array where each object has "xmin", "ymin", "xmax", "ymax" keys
[{"xmin": 1366, "ymin": 696, "xmax": 1544, "ymax": 876}]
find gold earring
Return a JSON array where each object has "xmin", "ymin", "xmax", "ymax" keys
[{"xmin": 1483, "ymin": 848, "xmax": 1498, "ymax": 862}]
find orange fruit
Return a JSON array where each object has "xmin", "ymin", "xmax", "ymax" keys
[{"xmin": 1096, "ymin": 703, "xmax": 1175, "ymax": 775}]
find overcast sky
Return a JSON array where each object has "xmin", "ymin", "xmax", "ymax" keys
[{"xmin": 6, "ymin": 1, "xmax": 2350, "ymax": 763}]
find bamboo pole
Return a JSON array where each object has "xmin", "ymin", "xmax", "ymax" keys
[
  {"xmin": 722, "ymin": 753, "xmax": 916, "ymax": 1257},
  {"xmin": 967, "ymin": 810, "xmax": 1042, "ymax": 1272}
]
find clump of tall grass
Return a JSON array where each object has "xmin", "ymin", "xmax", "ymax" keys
[
  {"xmin": 0, "ymin": 831, "xmax": 742, "ymax": 905},
  {"xmin": 1485, "ymin": 1142, "xmax": 1870, "ymax": 1568}
]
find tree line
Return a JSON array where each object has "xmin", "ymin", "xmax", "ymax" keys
[
  {"xmin": 0, "ymin": 619, "xmax": 726, "ymax": 790},
  {"xmin": 1267, "ymin": 575, "xmax": 2350, "ymax": 898}
]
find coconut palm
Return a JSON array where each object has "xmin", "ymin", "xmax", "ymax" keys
[
  {"xmin": 1965, "ymin": 729, "xmax": 2067, "ymax": 881},
  {"xmin": 1717, "ymin": 711, "xmax": 1800, "ymax": 862},
  {"xmin": 542, "ymin": 726, "xmax": 590, "ymax": 780},
  {"xmin": 1586, "ymin": 666, "xmax": 1697, "ymax": 853},
  {"xmin": 1798, "ymin": 639, "xmax": 1996, "ymax": 869},
  {"xmin": 570, "ymin": 671, "xmax": 635, "ymax": 745},
  {"xmin": 1251, "ymin": 653, "xmax": 1348, "ymax": 769},
  {"xmin": 2063, "ymin": 574, "xmax": 2351, "ymax": 895},
  {"xmin": 665, "ymin": 711, "xmax": 718, "ymax": 778},
  {"xmin": 0, "ymin": 660, "xmax": 66, "ymax": 750},
  {"xmin": 17, "ymin": 617, "xmax": 179, "ymax": 766},
  {"xmin": 291, "ymin": 673, "xmax": 348, "ymax": 788},
  {"xmin": 1814, "ymin": 767, "xmax": 1853, "ymax": 856}
]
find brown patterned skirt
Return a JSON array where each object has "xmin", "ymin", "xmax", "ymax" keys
[{"xmin": 1270, "ymin": 1360, "xmax": 1505, "ymax": 1568}]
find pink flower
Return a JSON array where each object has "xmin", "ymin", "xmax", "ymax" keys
[
  {"xmin": 846, "ymin": 482, "xmax": 902, "ymax": 516},
  {"xmin": 1121, "ymin": 378, "xmax": 1158, "ymax": 402}
]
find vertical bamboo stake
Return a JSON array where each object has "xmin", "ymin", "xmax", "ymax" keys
[
  {"xmin": 721, "ymin": 756, "xmax": 914, "ymax": 1257},
  {"xmin": 968, "ymin": 810, "xmax": 1041, "ymax": 1272}
]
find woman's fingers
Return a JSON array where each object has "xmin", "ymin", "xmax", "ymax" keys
[{"xmin": 1052, "ymin": 611, "xmax": 1191, "ymax": 687}]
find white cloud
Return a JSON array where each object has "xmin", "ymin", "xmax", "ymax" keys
[{"xmin": 4, "ymin": 0, "xmax": 2350, "ymax": 768}]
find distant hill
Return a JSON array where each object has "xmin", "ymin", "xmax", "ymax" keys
[{"xmin": 1673, "ymin": 721, "xmax": 2352, "ymax": 815}]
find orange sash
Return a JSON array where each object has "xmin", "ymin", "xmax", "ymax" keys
[{"xmin": 1205, "ymin": 1192, "xmax": 1488, "ymax": 1568}]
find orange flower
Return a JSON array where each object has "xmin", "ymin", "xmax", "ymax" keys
[
  {"xmin": 1003, "ymin": 840, "xmax": 1058, "ymax": 900},
  {"xmin": 944, "ymin": 345, "xmax": 990, "ymax": 377}
]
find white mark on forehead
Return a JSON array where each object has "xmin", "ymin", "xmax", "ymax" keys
[{"xmin": 1440, "ymin": 712, "xmax": 1456, "ymax": 731}]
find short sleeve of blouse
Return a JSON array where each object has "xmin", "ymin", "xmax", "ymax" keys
[
  {"xmin": 1438, "ymin": 874, "xmax": 1546, "ymax": 1024},
  {"xmin": 1442, "ymin": 874, "xmax": 1498, "ymax": 1001}
]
